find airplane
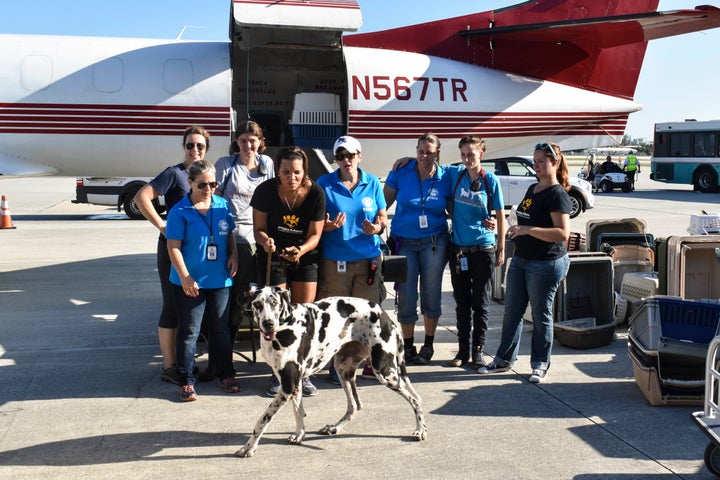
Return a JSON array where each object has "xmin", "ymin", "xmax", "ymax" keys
[{"xmin": 1, "ymin": 0, "xmax": 720, "ymax": 181}]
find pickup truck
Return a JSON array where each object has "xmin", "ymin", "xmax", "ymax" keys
[{"xmin": 73, "ymin": 177, "xmax": 164, "ymax": 220}]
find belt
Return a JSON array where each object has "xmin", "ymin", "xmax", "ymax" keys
[{"xmin": 455, "ymin": 244, "xmax": 494, "ymax": 255}]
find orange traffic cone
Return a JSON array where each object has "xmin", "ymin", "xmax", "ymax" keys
[{"xmin": 1, "ymin": 195, "xmax": 17, "ymax": 229}]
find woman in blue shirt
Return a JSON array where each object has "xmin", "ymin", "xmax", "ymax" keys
[
  {"xmin": 384, "ymin": 133, "xmax": 451, "ymax": 365},
  {"xmin": 166, "ymin": 160, "xmax": 239, "ymax": 401},
  {"xmin": 318, "ymin": 135, "xmax": 388, "ymax": 381}
]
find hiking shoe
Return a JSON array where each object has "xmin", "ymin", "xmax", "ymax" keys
[
  {"xmin": 472, "ymin": 349, "xmax": 486, "ymax": 368},
  {"xmin": 404, "ymin": 346, "xmax": 419, "ymax": 364},
  {"xmin": 477, "ymin": 361, "xmax": 512, "ymax": 375},
  {"xmin": 302, "ymin": 377, "xmax": 318, "ymax": 397},
  {"xmin": 161, "ymin": 365, "xmax": 182, "ymax": 385},
  {"xmin": 329, "ymin": 366, "xmax": 341, "ymax": 385},
  {"xmin": 415, "ymin": 346, "xmax": 434, "ymax": 365},
  {"xmin": 529, "ymin": 369, "xmax": 548, "ymax": 384},
  {"xmin": 220, "ymin": 377, "xmax": 240, "ymax": 393},
  {"xmin": 265, "ymin": 376, "xmax": 281, "ymax": 397},
  {"xmin": 178, "ymin": 385, "xmax": 197, "ymax": 402},
  {"xmin": 362, "ymin": 363, "xmax": 375, "ymax": 378}
]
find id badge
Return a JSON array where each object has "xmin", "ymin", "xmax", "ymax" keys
[
  {"xmin": 460, "ymin": 256, "xmax": 469, "ymax": 271},
  {"xmin": 206, "ymin": 244, "xmax": 218, "ymax": 261},
  {"xmin": 337, "ymin": 260, "xmax": 347, "ymax": 273},
  {"xmin": 419, "ymin": 215, "xmax": 429, "ymax": 229}
]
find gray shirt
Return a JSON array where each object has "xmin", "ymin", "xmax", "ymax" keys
[{"xmin": 215, "ymin": 153, "xmax": 274, "ymax": 243}]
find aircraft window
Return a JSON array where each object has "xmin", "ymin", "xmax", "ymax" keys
[
  {"xmin": 93, "ymin": 57, "xmax": 123, "ymax": 93},
  {"xmin": 164, "ymin": 59, "xmax": 193, "ymax": 95},
  {"xmin": 20, "ymin": 55, "xmax": 52, "ymax": 92}
]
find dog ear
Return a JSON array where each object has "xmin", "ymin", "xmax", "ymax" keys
[{"xmin": 244, "ymin": 283, "xmax": 259, "ymax": 308}]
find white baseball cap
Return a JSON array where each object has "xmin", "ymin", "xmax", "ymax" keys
[{"xmin": 333, "ymin": 135, "xmax": 362, "ymax": 155}]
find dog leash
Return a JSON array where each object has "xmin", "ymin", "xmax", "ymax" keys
[{"xmin": 265, "ymin": 251, "xmax": 272, "ymax": 285}]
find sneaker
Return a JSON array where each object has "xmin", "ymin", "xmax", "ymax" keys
[
  {"xmin": 472, "ymin": 349, "xmax": 486, "ymax": 368},
  {"xmin": 178, "ymin": 384, "xmax": 197, "ymax": 402},
  {"xmin": 161, "ymin": 365, "xmax": 182, "ymax": 385},
  {"xmin": 404, "ymin": 345, "xmax": 419, "ymax": 364},
  {"xmin": 220, "ymin": 377, "xmax": 240, "ymax": 393},
  {"xmin": 415, "ymin": 346, "xmax": 434, "ymax": 365},
  {"xmin": 302, "ymin": 377, "xmax": 318, "ymax": 397},
  {"xmin": 477, "ymin": 360, "xmax": 512, "ymax": 375},
  {"xmin": 265, "ymin": 376, "xmax": 281, "ymax": 397},
  {"xmin": 161, "ymin": 365, "xmax": 198, "ymax": 385},
  {"xmin": 362, "ymin": 363, "xmax": 375, "ymax": 378},
  {"xmin": 529, "ymin": 369, "xmax": 548, "ymax": 383},
  {"xmin": 329, "ymin": 366, "xmax": 341, "ymax": 385}
]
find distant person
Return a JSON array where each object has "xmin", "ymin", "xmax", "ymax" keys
[
  {"xmin": 623, "ymin": 151, "xmax": 640, "ymax": 190},
  {"xmin": 251, "ymin": 146, "xmax": 325, "ymax": 397},
  {"xmin": 599, "ymin": 155, "xmax": 615, "ymax": 174},
  {"xmin": 384, "ymin": 132, "xmax": 451, "ymax": 365},
  {"xmin": 208, "ymin": 121, "xmax": 274, "ymax": 381},
  {"xmin": 134, "ymin": 125, "xmax": 210, "ymax": 385},
  {"xmin": 166, "ymin": 160, "xmax": 240, "ymax": 401},
  {"xmin": 446, "ymin": 136, "xmax": 505, "ymax": 368},
  {"xmin": 478, "ymin": 142, "xmax": 571, "ymax": 384},
  {"xmin": 317, "ymin": 136, "xmax": 388, "ymax": 383}
]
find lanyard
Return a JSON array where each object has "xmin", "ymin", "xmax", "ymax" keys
[
  {"xmin": 193, "ymin": 197, "xmax": 215, "ymax": 244},
  {"xmin": 416, "ymin": 164, "xmax": 438, "ymax": 214}
]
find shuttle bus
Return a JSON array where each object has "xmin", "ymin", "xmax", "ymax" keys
[{"xmin": 650, "ymin": 120, "xmax": 720, "ymax": 192}]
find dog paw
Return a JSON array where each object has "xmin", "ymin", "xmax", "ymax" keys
[
  {"xmin": 412, "ymin": 428, "xmax": 428, "ymax": 441},
  {"xmin": 319, "ymin": 425, "xmax": 339, "ymax": 436},
  {"xmin": 287, "ymin": 432, "xmax": 305, "ymax": 445},
  {"xmin": 235, "ymin": 446, "xmax": 255, "ymax": 458}
]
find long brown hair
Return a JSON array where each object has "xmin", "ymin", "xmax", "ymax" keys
[
  {"xmin": 538, "ymin": 142, "xmax": 570, "ymax": 191},
  {"xmin": 230, "ymin": 120, "xmax": 266, "ymax": 154}
]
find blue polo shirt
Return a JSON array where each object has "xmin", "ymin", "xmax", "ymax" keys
[
  {"xmin": 447, "ymin": 165, "xmax": 504, "ymax": 247},
  {"xmin": 166, "ymin": 194, "xmax": 236, "ymax": 289},
  {"xmin": 317, "ymin": 168, "xmax": 386, "ymax": 261},
  {"xmin": 385, "ymin": 160, "xmax": 450, "ymax": 239}
]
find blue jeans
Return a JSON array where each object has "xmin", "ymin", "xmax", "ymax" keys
[
  {"xmin": 493, "ymin": 254, "xmax": 570, "ymax": 371},
  {"xmin": 395, "ymin": 231, "xmax": 449, "ymax": 324},
  {"xmin": 172, "ymin": 285, "xmax": 234, "ymax": 386},
  {"xmin": 449, "ymin": 246, "xmax": 495, "ymax": 350}
]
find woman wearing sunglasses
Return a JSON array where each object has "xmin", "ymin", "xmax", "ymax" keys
[
  {"xmin": 251, "ymin": 146, "xmax": 326, "ymax": 397},
  {"xmin": 166, "ymin": 160, "xmax": 240, "ymax": 401},
  {"xmin": 446, "ymin": 136, "xmax": 506, "ymax": 368},
  {"xmin": 204, "ymin": 121, "xmax": 275, "ymax": 381},
  {"xmin": 478, "ymin": 142, "xmax": 571, "ymax": 383},
  {"xmin": 317, "ymin": 135, "xmax": 388, "ymax": 383},
  {"xmin": 134, "ymin": 125, "xmax": 211, "ymax": 386}
]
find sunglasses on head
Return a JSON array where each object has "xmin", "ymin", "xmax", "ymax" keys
[
  {"xmin": 334, "ymin": 152, "xmax": 357, "ymax": 162},
  {"xmin": 193, "ymin": 181, "xmax": 217, "ymax": 189},
  {"xmin": 185, "ymin": 142, "xmax": 206, "ymax": 151},
  {"xmin": 535, "ymin": 143, "xmax": 558, "ymax": 161}
]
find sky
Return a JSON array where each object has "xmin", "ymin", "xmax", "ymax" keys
[{"xmin": 1, "ymin": 0, "xmax": 718, "ymax": 142}]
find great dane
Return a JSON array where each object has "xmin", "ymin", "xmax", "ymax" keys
[{"xmin": 235, "ymin": 285, "xmax": 427, "ymax": 457}]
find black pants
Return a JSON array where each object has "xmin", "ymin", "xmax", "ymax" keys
[{"xmin": 449, "ymin": 247, "xmax": 495, "ymax": 351}]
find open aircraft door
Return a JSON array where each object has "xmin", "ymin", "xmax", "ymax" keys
[{"xmin": 229, "ymin": 0, "xmax": 362, "ymax": 153}]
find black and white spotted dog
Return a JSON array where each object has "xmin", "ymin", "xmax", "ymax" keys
[{"xmin": 235, "ymin": 285, "xmax": 427, "ymax": 457}]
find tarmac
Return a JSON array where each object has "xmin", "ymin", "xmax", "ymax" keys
[{"xmin": 1, "ymin": 174, "xmax": 719, "ymax": 479}]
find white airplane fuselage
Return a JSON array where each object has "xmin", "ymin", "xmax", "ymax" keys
[{"xmin": 0, "ymin": 32, "xmax": 639, "ymax": 179}]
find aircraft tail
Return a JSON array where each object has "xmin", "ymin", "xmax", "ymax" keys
[{"xmin": 344, "ymin": 0, "xmax": 720, "ymax": 99}]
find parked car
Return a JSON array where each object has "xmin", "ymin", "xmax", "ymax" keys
[
  {"xmin": 73, "ymin": 177, "xmax": 165, "ymax": 220},
  {"xmin": 475, "ymin": 156, "xmax": 594, "ymax": 219}
]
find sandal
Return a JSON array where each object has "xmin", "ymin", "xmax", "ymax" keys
[{"xmin": 220, "ymin": 377, "xmax": 240, "ymax": 393}]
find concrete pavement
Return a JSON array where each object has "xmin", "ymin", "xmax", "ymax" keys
[{"xmin": 0, "ymin": 175, "xmax": 717, "ymax": 479}]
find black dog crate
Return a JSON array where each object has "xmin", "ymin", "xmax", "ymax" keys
[{"xmin": 554, "ymin": 253, "xmax": 615, "ymax": 349}]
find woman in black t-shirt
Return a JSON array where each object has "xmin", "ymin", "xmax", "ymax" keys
[
  {"xmin": 478, "ymin": 142, "xmax": 571, "ymax": 384},
  {"xmin": 250, "ymin": 146, "xmax": 325, "ymax": 396}
]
